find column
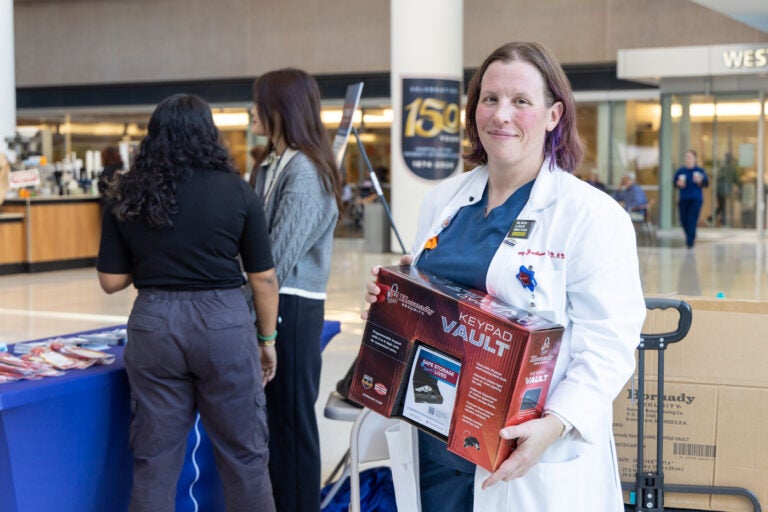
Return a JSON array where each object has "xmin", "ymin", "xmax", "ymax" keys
[
  {"xmin": 596, "ymin": 102, "xmax": 611, "ymax": 182},
  {"xmin": 390, "ymin": 0, "xmax": 463, "ymax": 253},
  {"xmin": 0, "ymin": 0, "xmax": 16, "ymax": 157},
  {"xmin": 757, "ymin": 90, "xmax": 765, "ymax": 237},
  {"xmin": 659, "ymin": 94, "xmax": 674, "ymax": 229},
  {"xmin": 611, "ymin": 102, "xmax": 628, "ymax": 187}
]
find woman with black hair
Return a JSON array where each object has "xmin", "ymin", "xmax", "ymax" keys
[
  {"xmin": 250, "ymin": 68, "xmax": 342, "ymax": 512},
  {"xmin": 97, "ymin": 93, "xmax": 279, "ymax": 512}
]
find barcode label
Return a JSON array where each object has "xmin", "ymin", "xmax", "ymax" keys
[{"xmin": 673, "ymin": 442, "xmax": 716, "ymax": 458}]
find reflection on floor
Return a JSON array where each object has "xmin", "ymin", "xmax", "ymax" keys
[{"xmin": 0, "ymin": 227, "xmax": 766, "ymax": 481}]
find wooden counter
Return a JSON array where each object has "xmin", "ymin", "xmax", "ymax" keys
[
  {"xmin": 0, "ymin": 213, "xmax": 25, "ymax": 273},
  {"xmin": 0, "ymin": 196, "xmax": 101, "ymax": 272}
]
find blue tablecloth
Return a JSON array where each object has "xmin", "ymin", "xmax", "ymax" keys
[{"xmin": 0, "ymin": 320, "xmax": 342, "ymax": 512}]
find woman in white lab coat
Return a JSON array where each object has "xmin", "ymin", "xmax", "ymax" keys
[{"xmin": 365, "ymin": 41, "xmax": 645, "ymax": 511}]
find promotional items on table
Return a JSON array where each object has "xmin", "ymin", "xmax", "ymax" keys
[{"xmin": 0, "ymin": 330, "xmax": 124, "ymax": 383}]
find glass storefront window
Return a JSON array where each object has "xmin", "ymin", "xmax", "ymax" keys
[
  {"xmin": 575, "ymin": 99, "xmax": 661, "ymax": 220},
  {"xmin": 670, "ymin": 94, "xmax": 761, "ymax": 229}
]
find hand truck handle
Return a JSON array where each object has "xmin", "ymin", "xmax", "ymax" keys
[{"xmin": 641, "ymin": 297, "xmax": 692, "ymax": 349}]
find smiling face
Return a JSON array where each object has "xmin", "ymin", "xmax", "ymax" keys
[{"xmin": 475, "ymin": 60, "xmax": 563, "ymax": 176}]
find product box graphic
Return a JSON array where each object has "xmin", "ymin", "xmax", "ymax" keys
[{"xmin": 348, "ymin": 265, "xmax": 564, "ymax": 471}]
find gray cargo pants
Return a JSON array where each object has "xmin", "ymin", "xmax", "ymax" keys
[{"xmin": 124, "ymin": 288, "xmax": 274, "ymax": 512}]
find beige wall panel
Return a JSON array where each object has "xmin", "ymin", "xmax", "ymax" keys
[
  {"xmin": 465, "ymin": 0, "xmax": 768, "ymax": 67},
  {"xmin": 14, "ymin": 0, "xmax": 389, "ymax": 86},
  {"xmin": 12, "ymin": 0, "xmax": 768, "ymax": 87},
  {"xmin": 464, "ymin": 0, "xmax": 610, "ymax": 64},
  {"xmin": 604, "ymin": 0, "xmax": 768, "ymax": 57},
  {"xmin": 243, "ymin": 0, "xmax": 389, "ymax": 76}
]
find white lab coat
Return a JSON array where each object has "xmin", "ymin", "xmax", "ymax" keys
[{"xmin": 409, "ymin": 160, "xmax": 646, "ymax": 511}]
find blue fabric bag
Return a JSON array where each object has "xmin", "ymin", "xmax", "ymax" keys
[{"xmin": 321, "ymin": 466, "xmax": 397, "ymax": 512}]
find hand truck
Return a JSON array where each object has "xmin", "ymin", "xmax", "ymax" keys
[{"xmin": 624, "ymin": 297, "xmax": 762, "ymax": 512}]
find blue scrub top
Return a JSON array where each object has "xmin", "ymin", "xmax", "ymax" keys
[
  {"xmin": 417, "ymin": 179, "xmax": 534, "ymax": 293},
  {"xmin": 414, "ymin": 179, "xmax": 534, "ymax": 474}
]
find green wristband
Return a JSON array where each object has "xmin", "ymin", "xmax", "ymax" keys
[{"xmin": 257, "ymin": 329, "xmax": 278, "ymax": 342}]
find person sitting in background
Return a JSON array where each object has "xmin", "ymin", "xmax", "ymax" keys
[
  {"xmin": 613, "ymin": 171, "xmax": 648, "ymax": 220},
  {"xmin": 356, "ymin": 166, "xmax": 389, "ymax": 205},
  {"xmin": 586, "ymin": 170, "xmax": 607, "ymax": 193}
]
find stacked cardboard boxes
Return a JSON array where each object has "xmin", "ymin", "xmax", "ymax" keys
[{"xmin": 613, "ymin": 297, "xmax": 768, "ymax": 511}]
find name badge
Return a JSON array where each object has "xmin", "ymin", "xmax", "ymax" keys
[{"xmin": 503, "ymin": 219, "xmax": 535, "ymax": 246}]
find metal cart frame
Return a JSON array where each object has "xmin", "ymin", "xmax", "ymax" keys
[{"xmin": 623, "ymin": 297, "xmax": 761, "ymax": 512}]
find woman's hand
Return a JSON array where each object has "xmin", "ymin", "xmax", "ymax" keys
[
  {"xmin": 481, "ymin": 414, "xmax": 565, "ymax": 489},
  {"xmin": 361, "ymin": 255, "xmax": 413, "ymax": 320},
  {"xmin": 260, "ymin": 345, "xmax": 277, "ymax": 386},
  {"xmin": 692, "ymin": 171, "xmax": 703, "ymax": 185}
]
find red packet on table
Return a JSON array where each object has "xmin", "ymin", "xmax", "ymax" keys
[
  {"xmin": 51, "ymin": 343, "xmax": 116, "ymax": 365},
  {"xmin": 0, "ymin": 353, "xmax": 42, "ymax": 379},
  {"xmin": 0, "ymin": 373, "xmax": 20, "ymax": 383},
  {"xmin": 18, "ymin": 355, "xmax": 66, "ymax": 377},
  {"xmin": 28, "ymin": 347, "xmax": 85, "ymax": 370}
]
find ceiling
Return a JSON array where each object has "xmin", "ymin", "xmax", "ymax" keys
[{"xmin": 690, "ymin": 0, "xmax": 768, "ymax": 33}]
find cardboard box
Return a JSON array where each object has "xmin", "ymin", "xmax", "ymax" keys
[
  {"xmin": 613, "ymin": 297, "xmax": 768, "ymax": 512},
  {"xmin": 348, "ymin": 265, "xmax": 564, "ymax": 472}
]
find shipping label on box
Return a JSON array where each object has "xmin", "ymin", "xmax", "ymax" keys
[
  {"xmin": 613, "ymin": 380, "xmax": 718, "ymax": 510},
  {"xmin": 349, "ymin": 265, "xmax": 563, "ymax": 472}
]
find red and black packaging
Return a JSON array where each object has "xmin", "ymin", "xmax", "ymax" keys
[{"xmin": 348, "ymin": 265, "xmax": 563, "ymax": 471}]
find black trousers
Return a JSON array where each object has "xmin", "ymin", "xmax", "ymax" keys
[
  {"xmin": 124, "ymin": 288, "xmax": 274, "ymax": 512},
  {"xmin": 266, "ymin": 294, "xmax": 324, "ymax": 512},
  {"xmin": 418, "ymin": 431, "xmax": 475, "ymax": 512},
  {"xmin": 678, "ymin": 199, "xmax": 703, "ymax": 248}
]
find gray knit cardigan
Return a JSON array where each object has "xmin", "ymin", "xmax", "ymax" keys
[{"xmin": 253, "ymin": 150, "xmax": 338, "ymax": 295}]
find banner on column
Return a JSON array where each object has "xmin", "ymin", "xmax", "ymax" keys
[{"xmin": 401, "ymin": 77, "xmax": 461, "ymax": 180}]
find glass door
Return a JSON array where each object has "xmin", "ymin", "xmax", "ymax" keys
[
  {"xmin": 670, "ymin": 94, "xmax": 761, "ymax": 229},
  {"xmin": 711, "ymin": 95, "xmax": 760, "ymax": 229}
]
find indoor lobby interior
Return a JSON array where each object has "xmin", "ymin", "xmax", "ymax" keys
[{"xmin": 1, "ymin": 224, "xmax": 767, "ymax": 486}]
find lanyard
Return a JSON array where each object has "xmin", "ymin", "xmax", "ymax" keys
[{"xmin": 263, "ymin": 151, "xmax": 285, "ymax": 203}]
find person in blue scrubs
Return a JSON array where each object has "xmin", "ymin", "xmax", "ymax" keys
[
  {"xmin": 674, "ymin": 149, "xmax": 709, "ymax": 248},
  {"xmin": 363, "ymin": 41, "xmax": 600, "ymax": 511},
  {"xmin": 414, "ymin": 180, "xmax": 535, "ymax": 511}
]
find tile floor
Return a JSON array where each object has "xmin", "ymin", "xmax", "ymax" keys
[{"xmin": 0, "ymin": 226, "xmax": 766, "ymax": 482}]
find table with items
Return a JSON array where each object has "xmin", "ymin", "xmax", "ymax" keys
[{"xmin": 0, "ymin": 320, "xmax": 342, "ymax": 512}]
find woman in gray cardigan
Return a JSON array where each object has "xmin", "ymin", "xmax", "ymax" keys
[{"xmin": 249, "ymin": 68, "xmax": 343, "ymax": 512}]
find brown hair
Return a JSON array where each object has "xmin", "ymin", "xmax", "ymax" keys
[
  {"xmin": 252, "ymin": 68, "xmax": 342, "ymax": 211},
  {"xmin": 101, "ymin": 146, "xmax": 123, "ymax": 169}
]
